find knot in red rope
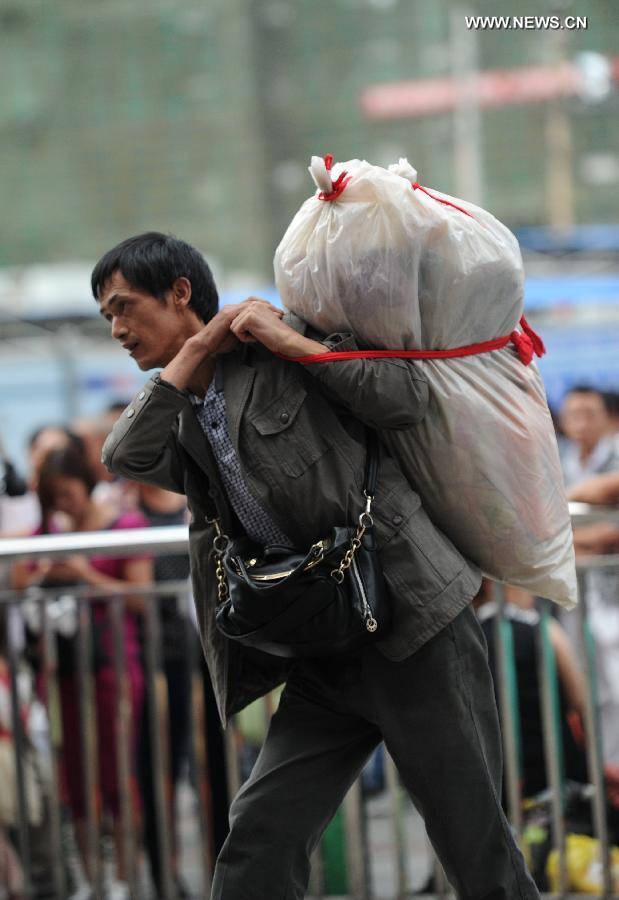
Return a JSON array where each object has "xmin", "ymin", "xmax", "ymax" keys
[
  {"xmin": 510, "ymin": 316, "xmax": 546, "ymax": 366},
  {"xmin": 318, "ymin": 170, "xmax": 352, "ymax": 201},
  {"xmin": 510, "ymin": 330, "xmax": 535, "ymax": 366},
  {"xmin": 520, "ymin": 315, "xmax": 546, "ymax": 357}
]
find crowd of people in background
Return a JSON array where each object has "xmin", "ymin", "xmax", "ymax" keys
[
  {"xmin": 0, "ymin": 403, "xmax": 229, "ymax": 900},
  {"xmin": 0, "ymin": 385, "xmax": 619, "ymax": 898}
]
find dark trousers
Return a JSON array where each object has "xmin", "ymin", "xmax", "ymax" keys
[{"xmin": 211, "ymin": 606, "xmax": 539, "ymax": 899}]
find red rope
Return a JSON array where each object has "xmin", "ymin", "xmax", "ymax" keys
[
  {"xmin": 412, "ymin": 182, "xmax": 475, "ymax": 218},
  {"xmin": 304, "ymin": 158, "xmax": 547, "ymax": 367},
  {"xmin": 279, "ymin": 317, "xmax": 546, "ymax": 367},
  {"xmin": 317, "ymin": 158, "xmax": 479, "ymax": 214}
]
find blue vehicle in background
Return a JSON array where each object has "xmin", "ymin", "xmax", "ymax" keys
[{"xmin": 515, "ymin": 225, "xmax": 619, "ymax": 410}]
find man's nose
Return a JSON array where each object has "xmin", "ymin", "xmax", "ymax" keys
[{"xmin": 111, "ymin": 317, "xmax": 127, "ymax": 340}]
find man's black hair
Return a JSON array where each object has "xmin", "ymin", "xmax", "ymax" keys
[
  {"xmin": 91, "ymin": 232, "xmax": 219, "ymax": 324},
  {"xmin": 564, "ymin": 384, "xmax": 604, "ymax": 399},
  {"xmin": 28, "ymin": 424, "xmax": 86, "ymax": 457},
  {"xmin": 602, "ymin": 390, "xmax": 619, "ymax": 417}
]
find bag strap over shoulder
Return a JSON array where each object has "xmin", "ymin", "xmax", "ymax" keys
[{"xmin": 363, "ymin": 428, "xmax": 379, "ymax": 499}]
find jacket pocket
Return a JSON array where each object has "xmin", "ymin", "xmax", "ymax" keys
[
  {"xmin": 249, "ymin": 380, "xmax": 328, "ymax": 478},
  {"xmin": 375, "ymin": 493, "xmax": 466, "ymax": 603}
]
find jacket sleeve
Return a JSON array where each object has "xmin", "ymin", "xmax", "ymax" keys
[
  {"xmin": 101, "ymin": 373, "xmax": 188, "ymax": 494},
  {"xmin": 300, "ymin": 330, "xmax": 429, "ymax": 430}
]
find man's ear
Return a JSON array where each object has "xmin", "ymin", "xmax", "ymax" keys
[{"xmin": 171, "ymin": 276, "xmax": 192, "ymax": 311}]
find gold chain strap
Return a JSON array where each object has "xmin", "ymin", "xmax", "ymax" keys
[
  {"xmin": 207, "ymin": 517, "xmax": 230, "ymax": 604},
  {"xmin": 208, "ymin": 491, "xmax": 375, "ymax": 597},
  {"xmin": 330, "ymin": 492, "xmax": 374, "ymax": 584}
]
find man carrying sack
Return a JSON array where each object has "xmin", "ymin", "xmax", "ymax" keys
[{"xmin": 96, "ymin": 231, "xmax": 539, "ymax": 898}]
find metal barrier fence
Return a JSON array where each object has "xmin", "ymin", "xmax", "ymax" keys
[{"xmin": 0, "ymin": 508, "xmax": 618, "ymax": 898}]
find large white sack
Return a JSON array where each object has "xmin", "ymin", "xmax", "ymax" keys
[{"xmin": 274, "ymin": 156, "xmax": 577, "ymax": 608}]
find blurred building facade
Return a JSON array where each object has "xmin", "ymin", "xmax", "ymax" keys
[
  {"xmin": 1, "ymin": 0, "xmax": 618, "ymax": 470},
  {"xmin": 1, "ymin": 0, "xmax": 617, "ymax": 280}
]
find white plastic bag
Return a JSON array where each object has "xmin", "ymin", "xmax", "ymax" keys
[{"xmin": 274, "ymin": 156, "xmax": 577, "ymax": 608}]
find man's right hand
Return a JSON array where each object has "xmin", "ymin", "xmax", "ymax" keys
[{"xmin": 190, "ymin": 299, "xmax": 284, "ymax": 357}]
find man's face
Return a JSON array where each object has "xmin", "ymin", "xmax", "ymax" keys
[
  {"xmin": 98, "ymin": 271, "xmax": 190, "ymax": 370},
  {"xmin": 560, "ymin": 391, "xmax": 609, "ymax": 452}
]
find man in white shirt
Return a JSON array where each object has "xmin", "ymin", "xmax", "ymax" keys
[
  {"xmin": 560, "ymin": 385, "xmax": 619, "ymax": 485},
  {"xmin": 560, "ymin": 385, "xmax": 619, "ymax": 764}
]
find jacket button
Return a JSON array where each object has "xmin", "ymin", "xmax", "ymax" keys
[
  {"xmin": 392, "ymin": 514, "xmax": 403, "ymax": 525},
  {"xmin": 280, "ymin": 411, "xmax": 290, "ymax": 424},
  {"xmin": 126, "ymin": 408, "xmax": 135, "ymax": 418},
  {"xmin": 138, "ymin": 391, "xmax": 145, "ymax": 400}
]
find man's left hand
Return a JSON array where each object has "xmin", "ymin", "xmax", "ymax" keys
[{"xmin": 229, "ymin": 299, "xmax": 323, "ymax": 358}]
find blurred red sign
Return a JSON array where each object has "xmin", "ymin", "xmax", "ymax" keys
[{"xmin": 361, "ymin": 59, "xmax": 618, "ymax": 119}]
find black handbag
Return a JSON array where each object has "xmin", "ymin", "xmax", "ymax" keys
[{"xmin": 210, "ymin": 430, "xmax": 391, "ymax": 658}]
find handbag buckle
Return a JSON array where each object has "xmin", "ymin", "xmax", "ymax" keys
[
  {"xmin": 238, "ymin": 537, "xmax": 329, "ymax": 582},
  {"xmin": 361, "ymin": 491, "xmax": 374, "ymax": 528}
]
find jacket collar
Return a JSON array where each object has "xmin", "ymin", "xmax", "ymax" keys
[
  {"xmin": 175, "ymin": 347, "xmax": 255, "ymax": 473},
  {"xmin": 219, "ymin": 351, "xmax": 256, "ymax": 455},
  {"xmin": 177, "ymin": 404, "xmax": 214, "ymax": 479}
]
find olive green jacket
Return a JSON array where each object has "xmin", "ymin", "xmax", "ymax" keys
[{"xmin": 102, "ymin": 316, "xmax": 480, "ymax": 724}]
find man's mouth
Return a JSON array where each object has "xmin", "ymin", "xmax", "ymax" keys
[{"xmin": 122, "ymin": 341, "xmax": 139, "ymax": 357}]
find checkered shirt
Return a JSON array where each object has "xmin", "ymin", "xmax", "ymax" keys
[{"xmin": 191, "ymin": 376, "xmax": 292, "ymax": 546}]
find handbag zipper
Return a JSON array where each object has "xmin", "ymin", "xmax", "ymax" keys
[{"xmin": 351, "ymin": 557, "xmax": 378, "ymax": 632}]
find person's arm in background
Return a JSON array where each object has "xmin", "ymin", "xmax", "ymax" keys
[
  {"xmin": 42, "ymin": 554, "xmax": 153, "ymax": 616},
  {"xmin": 230, "ymin": 301, "xmax": 429, "ymax": 429},
  {"xmin": 567, "ymin": 471, "xmax": 619, "ymax": 506},
  {"xmin": 572, "ymin": 523, "xmax": 619, "ymax": 556},
  {"xmin": 10, "ymin": 558, "xmax": 53, "ymax": 591},
  {"xmin": 549, "ymin": 615, "xmax": 619, "ymax": 807},
  {"xmin": 11, "ymin": 546, "xmax": 152, "ymax": 616},
  {"xmin": 549, "ymin": 619, "xmax": 586, "ymax": 719}
]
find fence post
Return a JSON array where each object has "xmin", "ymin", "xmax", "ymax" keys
[
  {"xmin": 492, "ymin": 585, "xmax": 523, "ymax": 838},
  {"xmin": 142, "ymin": 591, "xmax": 177, "ymax": 898},
  {"xmin": 76, "ymin": 596, "xmax": 103, "ymax": 898},
  {"xmin": 6, "ymin": 600, "xmax": 33, "ymax": 898},
  {"xmin": 576, "ymin": 570, "xmax": 612, "ymax": 897},
  {"xmin": 40, "ymin": 595, "xmax": 68, "ymax": 899},
  {"xmin": 343, "ymin": 779, "xmax": 370, "ymax": 900},
  {"xmin": 536, "ymin": 601, "xmax": 568, "ymax": 897}
]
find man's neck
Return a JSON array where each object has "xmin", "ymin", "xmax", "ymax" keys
[
  {"xmin": 159, "ymin": 326, "xmax": 217, "ymax": 397},
  {"xmin": 187, "ymin": 355, "xmax": 217, "ymax": 399}
]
